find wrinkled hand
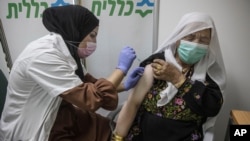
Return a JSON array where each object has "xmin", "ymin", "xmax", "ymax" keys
[
  {"xmin": 151, "ymin": 59, "xmax": 183, "ymax": 84},
  {"xmin": 117, "ymin": 46, "xmax": 136, "ymax": 75},
  {"xmin": 124, "ymin": 67, "xmax": 145, "ymax": 91}
]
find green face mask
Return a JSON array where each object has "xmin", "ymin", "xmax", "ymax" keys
[{"xmin": 177, "ymin": 40, "xmax": 208, "ymax": 65}]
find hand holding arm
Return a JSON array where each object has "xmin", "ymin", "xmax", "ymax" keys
[
  {"xmin": 116, "ymin": 67, "xmax": 145, "ymax": 92},
  {"xmin": 151, "ymin": 59, "xmax": 186, "ymax": 88},
  {"xmin": 123, "ymin": 67, "xmax": 145, "ymax": 91}
]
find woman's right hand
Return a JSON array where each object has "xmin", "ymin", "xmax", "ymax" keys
[
  {"xmin": 151, "ymin": 59, "xmax": 184, "ymax": 84},
  {"xmin": 117, "ymin": 46, "xmax": 136, "ymax": 75}
]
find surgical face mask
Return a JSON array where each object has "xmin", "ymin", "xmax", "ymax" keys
[
  {"xmin": 77, "ymin": 42, "xmax": 96, "ymax": 58},
  {"xmin": 66, "ymin": 41, "xmax": 97, "ymax": 58},
  {"xmin": 177, "ymin": 40, "xmax": 208, "ymax": 64}
]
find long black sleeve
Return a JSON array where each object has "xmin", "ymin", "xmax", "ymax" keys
[{"xmin": 182, "ymin": 75, "xmax": 223, "ymax": 117}]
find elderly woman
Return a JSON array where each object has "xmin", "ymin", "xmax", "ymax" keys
[{"xmin": 113, "ymin": 12, "xmax": 226, "ymax": 141}]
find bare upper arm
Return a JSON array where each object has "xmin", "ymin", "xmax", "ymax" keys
[{"xmin": 127, "ymin": 64, "xmax": 154, "ymax": 107}]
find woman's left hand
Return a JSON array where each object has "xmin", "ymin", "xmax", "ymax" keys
[{"xmin": 123, "ymin": 67, "xmax": 145, "ymax": 91}]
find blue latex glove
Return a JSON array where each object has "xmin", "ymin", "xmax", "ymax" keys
[
  {"xmin": 117, "ymin": 46, "xmax": 136, "ymax": 75},
  {"xmin": 124, "ymin": 67, "xmax": 145, "ymax": 91}
]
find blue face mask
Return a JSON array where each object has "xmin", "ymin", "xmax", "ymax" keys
[{"xmin": 177, "ymin": 40, "xmax": 208, "ymax": 65}]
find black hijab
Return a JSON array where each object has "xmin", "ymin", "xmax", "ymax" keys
[{"xmin": 42, "ymin": 5, "xmax": 99, "ymax": 81}]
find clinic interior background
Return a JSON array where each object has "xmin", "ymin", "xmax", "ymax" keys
[{"xmin": 0, "ymin": 0, "xmax": 249, "ymax": 141}]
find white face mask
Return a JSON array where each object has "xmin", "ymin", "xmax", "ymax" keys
[
  {"xmin": 77, "ymin": 42, "xmax": 96, "ymax": 58},
  {"xmin": 66, "ymin": 41, "xmax": 97, "ymax": 58}
]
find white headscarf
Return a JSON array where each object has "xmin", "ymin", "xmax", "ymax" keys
[{"xmin": 154, "ymin": 12, "xmax": 227, "ymax": 133}]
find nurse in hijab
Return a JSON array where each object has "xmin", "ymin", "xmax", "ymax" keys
[
  {"xmin": 113, "ymin": 12, "xmax": 226, "ymax": 141},
  {"xmin": 0, "ymin": 5, "xmax": 144, "ymax": 141}
]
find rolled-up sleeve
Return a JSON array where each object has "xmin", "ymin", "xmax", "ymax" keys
[{"xmin": 61, "ymin": 78, "xmax": 118, "ymax": 112}]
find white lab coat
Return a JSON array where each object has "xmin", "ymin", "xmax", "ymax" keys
[{"xmin": 0, "ymin": 33, "xmax": 82, "ymax": 141}]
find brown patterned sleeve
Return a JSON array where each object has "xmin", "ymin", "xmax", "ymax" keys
[{"xmin": 60, "ymin": 78, "xmax": 118, "ymax": 112}]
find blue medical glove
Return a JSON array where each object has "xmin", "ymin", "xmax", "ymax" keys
[
  {"xmin": 117, "ymin": 46, "xmax": 136, "ymax": 75},
  {"xmin": 124, "ymin": 67, "xmax": 145, "ymax": 91}
]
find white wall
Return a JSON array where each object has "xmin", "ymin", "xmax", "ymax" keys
[{"xmin": 158, "ymin": 0, "xmax": 250, "ymax": 140}]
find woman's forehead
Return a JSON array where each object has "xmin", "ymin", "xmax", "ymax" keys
[{"xmin": 193, "ymin": 28, "xmax": 211, "ymax": 36}]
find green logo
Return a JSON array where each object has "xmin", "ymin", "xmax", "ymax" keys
[
  {"xmin": 92, "ymin": 0, "xmax": 154, "ymax": 18},
  {"xmin": 5, "ymin": 0, "xmax": 154, "ymax": 19},
  {"xmin": 5, "ymin": 0, "xmax": 70, "ymax": 19}
]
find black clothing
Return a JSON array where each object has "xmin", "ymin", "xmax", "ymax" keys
[{"xmin": 127, "ymin": 52, "xmax": 223, "ymax": 141}]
